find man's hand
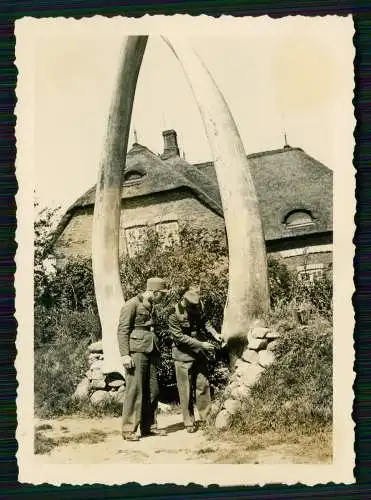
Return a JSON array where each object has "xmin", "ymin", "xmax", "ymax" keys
[
  {"xmin": 201, "ymin": 342, "xmax": 215, "ymax": 351},
  {"xmin": 211, "ymin": 332, "xmax": 225, "ymax": 346},
  {"xmin": 122, "ymin": 355, "xmax": 135, "ymax": 370}
]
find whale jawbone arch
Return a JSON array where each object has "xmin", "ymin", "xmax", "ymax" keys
[
  {"xmin": 92, "ymin": 36, "xmax": 148, "ymax": 375},
  {"xmin": 92, "ymin": 35, "xmax": 269, "ymax": 373},
  {"xmin": 161, "ymin": 36, "xmax": 270, "ymax": 358}
]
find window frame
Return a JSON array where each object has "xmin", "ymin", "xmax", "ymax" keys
[
  {"xmin": 123, "ymin": 170, "xmax": 146, "ymax": 185},
  {"xmin": 297, "ymin": 263, "xmax": 324, "ymax": 282},
  {"xmin": 154, "ymin": 219, "xmax": 180, "ymax": 249},
  {"xmin": 284, "ymin": 209, "xmax": 315, "ymax": 229},
  {"xmin": 124, "ymin": 224, "xmax": 148, "ymax": 257}
]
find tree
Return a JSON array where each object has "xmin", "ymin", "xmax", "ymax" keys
[{"xmin": 34, "ymin": 199, "xmax": 61, "ymax": 304}]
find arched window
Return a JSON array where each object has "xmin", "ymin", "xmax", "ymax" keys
[
  {"xmin": 123, "ymin": 170, "xmax": 145, "ymax": 184},
  {"xmin": 284, "ymin": 210, "xmax": 314, "ymax": 228}
]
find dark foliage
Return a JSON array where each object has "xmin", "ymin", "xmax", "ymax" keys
[
  {"xmin": 226, "ymin": 315, "xmax": 333, "ymax": 434},
  {"xmin": 34, "ymin": 221, "xmax": 332, "ymax": 419}
]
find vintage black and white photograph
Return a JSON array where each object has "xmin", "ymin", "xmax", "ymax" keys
[{"xmin": 15, "ymin": 15, "xmax": 355, "ymax": 485}]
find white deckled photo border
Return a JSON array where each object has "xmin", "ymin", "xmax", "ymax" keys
[{"xmin": 15, "ymin": 14, "xmax": 355, "ymax": 486}]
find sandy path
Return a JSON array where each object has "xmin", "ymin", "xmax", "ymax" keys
[
  {"xmin": 34, "ymin": 413, "xmax": 331, "ymax": 464},
  {"xmin": 35, "ymin": 413, "xmax": 218, "ymax": 464}
]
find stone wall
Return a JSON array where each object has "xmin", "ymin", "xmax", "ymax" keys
[
  {"xmin": 213, "ymin": 320, "xmax": 281, "ymax": 430},
  {"xmin": 72, "ymin": 323, "xmax": 283, "ymax": 426},
  {"xmin": 72, "ymin": 341, "xmax": 126, "ymax": 407},
  {"xmin": 72, "ymin": 340, "xmax": 172, "ymax": 415}
]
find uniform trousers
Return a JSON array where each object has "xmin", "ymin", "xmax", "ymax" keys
[
  {"xmin": 122, "ymin": 351, "xmax": 160, "ymax": 436},
  {"xmin": 174, "ymin": 358, "xmax": 211, "ymax": 428}
]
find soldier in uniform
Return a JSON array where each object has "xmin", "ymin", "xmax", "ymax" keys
[
  {"xmin": 117, "ymin": 277, "xmax": 169, "ymax": 441},
  {"xmin": 168, "ymin": 286, "xmax": 224, "ymax": 433}
]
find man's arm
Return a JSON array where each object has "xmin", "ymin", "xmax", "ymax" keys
[
  {"xmin": 117, "ymin": 299, "xmax": 137, "ymax": 357},
  {"xmin": 168, "ymin": 312, "xmax": 210, "ymax": 354},
  {"xmin": 204, "ymin": 320, "xmax": 222, "ymax": 339}
]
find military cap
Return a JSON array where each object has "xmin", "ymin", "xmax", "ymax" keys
[
  {"xmin": 146, "ymin": 277, "xmax": 169, "ymax": 293},
  {"xmin": 183, "ymin": 289, "xmax": 200, "ymax": 305}
]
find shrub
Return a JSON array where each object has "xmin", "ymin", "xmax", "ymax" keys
[
  {"xmin": 225, "ymin": 312, "xmax": 333, "ymax": 435},
  {"xmin": 34, "ymin": 226, "xmax": 230, "ymax": 414},
  {"xmin": 34, "ymin": 225, "xmax": 333, "ymax": 418},
  {"xmin": 36, "ymin": 258, "xmax": 97, "ymax": 312},
  {"xmin": 35, "ymin": 328, "xmax": 90, "ymax": 418},
  {"xmin": 34, "ymin": 305, "xmax": 101, "ymax": 348},
  {"xmin": 267, "ymin": 256, "xmax": 292, "ymax": 306}
]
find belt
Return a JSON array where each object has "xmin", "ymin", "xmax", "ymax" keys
[{"xmin": 133, "ymin": 326, "xmax": 152, "ymax": 332}]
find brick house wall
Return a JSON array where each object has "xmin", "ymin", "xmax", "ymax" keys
[
  {"xmin": 267, "ymin": 231, "xmax": 332, "ymax": 270},
  {"xmin": 54, "ymin": 188, "xmax": 225, "ymax": 262},
  {"xmin": 54, "ymin": 184, "xmax": 332, "ymax": 281}
]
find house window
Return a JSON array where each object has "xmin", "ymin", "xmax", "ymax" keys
[
  {"xmin": 297, "ymin": 263, "xmax": 324, "ymax": 282},
  {"xmin": 155, "ymin": 220, "xmax": 180, "ymax": 249},
  {"xmin": 123, "ymin": 170, "xmax": 145, "ymax": 185},
  {"xmin": 284, "ymin": 210, "xmax": 314, "ymax": 229},
  {"xmin": 125, "ymin": 225, "xmax": 148, "ymax": 257}
]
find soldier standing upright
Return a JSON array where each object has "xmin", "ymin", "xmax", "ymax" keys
[
  {"xmin": 117, "ymin": 277, "xmax": 169, "ymax": 441},
  {"xmin": 168, "ymin": 286, "xmax": 224, "ymax": 433}
]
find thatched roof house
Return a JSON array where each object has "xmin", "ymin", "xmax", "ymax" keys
[
  {"xmin": 195, "ymin": 145, "xmax": 333, "ymax": 242},
  {"xmin": 51, "ymin": 130, "xmax": 333, "ymax": 275}
]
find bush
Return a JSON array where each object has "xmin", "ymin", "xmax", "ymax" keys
[
  {"xmin": 36, "ymin": 258, "xmax": 97, "ymax": 312},
  {"xmin": 224, "ymin": 313, "xmax": 333, "ymax": 434},
  {"xmin": 34, "ymin": 226, "xmax": 230, "ymax": 414},
  {"xmin": 34, "ymin": 225, "xmax": 333, "ymax": 418},
  {"xmin": 35, "ymin": 328, "xmax": 90, "ymax": 418},
  {"xmin": 34, "ymin": 305, "xmax": 101, "ymax": 348},
  {"xmin": 267, "ymin": 256, "xmax": 292, "ymax": 306},
  {"xmin": 118, "ymin": 226, "xmax": 230, "ymax": 399}
]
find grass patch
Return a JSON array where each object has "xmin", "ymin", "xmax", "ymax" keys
[
  {"xmin": 35, "ymin": 423, "xmax": 53, "ymax": 431},
  {"xmin": 211, "ymin": 426, "xmax": 332, "ymax": 464},
  {"xmin": 208, "ymin": 313, "xmax": 332, "ymax": 437},
  {"xmin": 63, "ymin": 429, "xmax": 108, "ymax": 445},
  {"xmin": 34, "ymin": 332, "xmax": 90, "ymax": 419},
  {"xmin": 197, "ymin": 447, "xmax": 217, "ymax": 455},
  {"xmin": 34, "ymin": 433, "xmax": 57, "ymax": 455},
  {"xmin": 67, "ymin": 398, "xmax": 123, "ymax": 418},
  {"xmin": 34, "ymin": 428, "xmax": 110, "ymax": 455}
]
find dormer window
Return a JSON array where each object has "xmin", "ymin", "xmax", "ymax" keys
[
  {"xmin": 123, "ymin": 170, "xmax": 145, "ymax": 184},
  {"xmin": 284, "ymin": 210, "xmax": 314, "ymax": 229}
]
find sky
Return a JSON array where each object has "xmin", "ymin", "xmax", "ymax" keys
[{"xmin": 17, "ymin": 15, "xmax": 354, "ymax": 212}]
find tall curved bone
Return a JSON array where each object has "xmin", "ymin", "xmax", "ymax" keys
[
  {"xmin": 162, "ymin": 37, "xmax": 270, "ymax": 352},
  {"xmin": 92, "ymin": 36, "xmax": 148, "ymax": 375}
]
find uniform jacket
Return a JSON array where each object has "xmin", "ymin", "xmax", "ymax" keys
[
  {"xmin": 168, "ymin": 300, "xmax": 219, "ymax": 362},
  {"xmin": 117, "ymin": 294, "xmax": 159, "ymax": 357}
]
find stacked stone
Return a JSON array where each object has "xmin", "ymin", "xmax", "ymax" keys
[
  {"xmin": 214, "ymin": 322, "xmax": 281, "ymax": 430},
  {"xmin": 72, "ymin": 340, "xmax": 126, "ymax": 407}
]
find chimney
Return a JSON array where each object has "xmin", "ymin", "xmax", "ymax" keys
[{"xmin": 161, "ymin": 129, "xmax": 180, "ymax": 160}]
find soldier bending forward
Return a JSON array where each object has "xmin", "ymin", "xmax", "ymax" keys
[{"xmin": 168, "ymin": 287, "xmax": 223, "ymax": 433}]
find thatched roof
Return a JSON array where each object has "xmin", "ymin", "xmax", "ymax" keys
[
  {"xmin": 194, "ymin": 146, "xmax": 333, "ymax": 241},
  {"xmin": 50, "ymin": 143, "xmax": 223, "ymax": 248},
  {"xmin": 50, "ymin": 142, "xmax": 332, "ymax": 250}
]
